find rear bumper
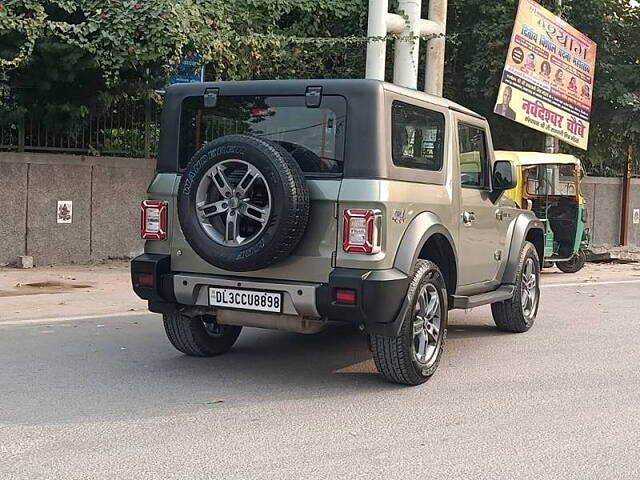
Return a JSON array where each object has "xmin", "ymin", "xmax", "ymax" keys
[{"xmin": 131, "ymin": 254, "xmax": 410, "ymax": 335}]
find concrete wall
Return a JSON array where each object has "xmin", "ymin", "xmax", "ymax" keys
[
  {"xmin": 0, "ymin": 152, "xmax": 638, "ymax": 265},
  {"xmin": 581, "ymin": 177, "xmax": 640, "ymax": 247},
  {"xmin": 0, "ymin": 153, "xmax": 155, "ymax": 265},
  {"xmin": 0, "ymin": 162, "xmax": 28, "ymax": 263}
]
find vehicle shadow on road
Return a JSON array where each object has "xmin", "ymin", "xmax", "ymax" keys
[
  {"xmin": 0, "ymin": 313, "xmax": 511, "ymax": 424},
  {"xmin": 157, "ymin": 313, "xmax": 510, "ymax": 395}
]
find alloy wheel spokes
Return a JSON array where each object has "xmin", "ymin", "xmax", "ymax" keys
[
  {"xmin": 416, "ymin": 332, "xmax": 428, "ymax": 358},
  {"xmin": 225, "ymin": 211, "xmax": 239, "ymax": 243},
  {"xmin": 425, "ymin": 321, "xmax": 439, "ymax": 342},
  {"xmin": 521, "ymin": 258, "xmax": 538, "ymax": 318},
  {"xmin": 197, "ymin": 199, "xmax": 229, "ymax": 219},
  {"xmin": 195, "ymin": 159, "xmax": 271, "ymax": 247},
  {"xmin": 413, "ymin": 283, "xmax": 441, "ymax": 364},
  {"xmin": 211, "ymin": 166, "xmax": 233, "ymax": 198},
  {"xmin": 235, "ymin": 165, "xmax": 261, "ymax": 198},
  {"xmin": 238, "ymin": 201, "xmax": 269, "ymax": 225},
  {"xmin": 425, "ymin": 293, "xmax": 439, "ymax": 318}
]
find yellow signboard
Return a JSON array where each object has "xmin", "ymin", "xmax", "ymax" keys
[{"xmin": 494, "ymin": 0, "xmax": 597, "ymax": 150}]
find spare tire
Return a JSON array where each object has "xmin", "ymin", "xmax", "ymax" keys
[{"xmin": 178, "ymin": 135, "xmax": 310, "ymax": 272}]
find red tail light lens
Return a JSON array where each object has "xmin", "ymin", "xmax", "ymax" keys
[
  {"xmin": 136, "ymin": 273, "xmax": 155, "ymax": 287},
  {"xmin": 335, "ymin": 289, "xmax": 357, "ymax": 304},
  {"xmin": 141, "ymin": 200, "xmax": 167, "ymax": 240},
  {"xmin": 342, "ymin": 209, "xmax": 382, "ymax": 254}
]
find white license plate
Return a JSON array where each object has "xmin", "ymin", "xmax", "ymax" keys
[{"xmin": 209, "ymin": 287, "xmax": 282, "ymax": 313}]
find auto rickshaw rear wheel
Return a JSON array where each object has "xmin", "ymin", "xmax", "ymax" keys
[{"xmin": 556, "ymin": 250, "xmax": 587, "ymax": 274}]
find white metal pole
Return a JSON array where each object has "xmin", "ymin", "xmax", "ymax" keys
[
  {"xmin": 393, "ymin": 0, "xmax": 422, "ymax": 89},
  {"xmin": 366, "ymin": 0, "xmax": 389, "ymax": 80},
  {"xmin": 424, "ymin": 0, "xmax": 447, "ymax": 96}
]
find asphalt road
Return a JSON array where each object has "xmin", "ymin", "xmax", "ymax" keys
[{"xmin": 1, "ymin": 269, "xmax": 640, "ymax": 479}]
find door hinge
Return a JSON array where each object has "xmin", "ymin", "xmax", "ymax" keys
[
  {"xmin": 305, "ymin": 86, "xmax": 322, "ymax": 108},
  {"xmin": 331, "ymin": 251, "xmax": 337, "ymax": 267},
  {"xmin": 204, "ymin": 87, "xmax": 219, "ymax": 108}
]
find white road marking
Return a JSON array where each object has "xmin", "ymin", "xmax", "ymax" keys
[
  {"xmin": 542, "ymin": 279, "xmax": 640, "ymax": 289},
  {"xmin": 0, "ymin": 310, "xmax": 156, "ymax": 327}
]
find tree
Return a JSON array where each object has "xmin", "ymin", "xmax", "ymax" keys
[
  {"xmin": 0, "ymin": 0, "xmax": 368, "ymax": 126},
  {"xmin": 0, "ymin": 0, "xmax": 637, "ymax": 173},
  {"xmin": 445, "ymin": 0, "xmax": 640, "ymax": 174}
]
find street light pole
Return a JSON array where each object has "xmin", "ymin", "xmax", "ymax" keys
[
  {"xmin": 393, "ymin": 0, "xmax": 423, "ymax": 89},
  {"xmin": 366, "ymin": 0, "xmax": 446, "ymax": 92},
  {"xmin": 424, "ymin": 0, "xmax": 447, "ymax": 96}
]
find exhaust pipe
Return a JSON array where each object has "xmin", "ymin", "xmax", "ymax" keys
[{"xmin": 216, "ymin": 310, "xmax": 327, "ymax": 334}]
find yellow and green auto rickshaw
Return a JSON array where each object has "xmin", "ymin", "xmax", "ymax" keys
[{"xmin": 496, "ymin": 151, "xmax": 590, "ymax": 273}]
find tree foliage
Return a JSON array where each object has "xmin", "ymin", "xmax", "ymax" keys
[{"xmin": 0, "ymin": 0, "xmax": 637, "ymax": 173}]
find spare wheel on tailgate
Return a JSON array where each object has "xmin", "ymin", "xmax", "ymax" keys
[{"xmin": 177, "ymin": 135, "xmax": 310, "ymax": 271}]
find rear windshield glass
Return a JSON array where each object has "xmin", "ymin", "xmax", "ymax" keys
[
  {"xmin": 525, "ymin": 164, "xmax": 577, "ymax": 196},
  {"xmin": 180, "ymin": 95, "xmax": 346, "ymax": 173}
]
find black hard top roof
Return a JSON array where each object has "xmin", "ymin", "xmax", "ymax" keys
[{"xmin": 165, "ymin": 78, "xmax": 484, "ymax": 120}]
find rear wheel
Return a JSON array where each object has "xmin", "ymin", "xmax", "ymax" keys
[
  {"xmin": 556, "ymin": 250, "xmax": 586, "ymax": 274},
  {"xmin": 370, "ymin": 260, "xmax": 448, "ymax": 386},
  {"xmin": 163, "ymin": 312, "xmax": 242, "ymax": 357},
  {"xmin": 491, "ymin": 241, "xmax": 540, "ymax": 333}
]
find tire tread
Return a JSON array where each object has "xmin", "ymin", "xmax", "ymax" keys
[
  {"xmin": 491, "ymin": 241, "xmax": 540, "ymax": 333},
  {"xmin": 370, "ymin": 260, "xmax": 447, "ymax": 385},
  {"xmin": 163, "ymin": 312, "xmax": 241, "ymax": 357}
]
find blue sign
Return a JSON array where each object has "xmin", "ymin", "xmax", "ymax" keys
[{"xmin": 169, "ymin": 54, "xmax": 205, "ymax": 85}]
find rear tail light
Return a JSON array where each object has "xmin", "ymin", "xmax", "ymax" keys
[
  {"xmin": 141, "ymin": 200, "xmax": 167, "ymax": 240},
  {"xmin": 335, "ymin": 288, "xmax": 357, "ymax": 305},
  {"xmin": 342, "ymin": 209, "xmax": 382, "ymax": 254},
  {"xmin": 135, "ymin": 273, "xmax": 155, "ymax": 287}
]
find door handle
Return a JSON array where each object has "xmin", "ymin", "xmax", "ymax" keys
[{"xmin": 462, "ymin": 211, "xmax": 476, "ymax": 225}]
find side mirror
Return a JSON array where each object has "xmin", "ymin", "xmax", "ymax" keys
[{"xmin": 490, "ymin": 160, "xmax": 517, "ymax": 203}]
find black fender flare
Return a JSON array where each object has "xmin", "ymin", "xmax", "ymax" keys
[
  {"xmin": 501, "ymin": 212, "xmax": 545, "ymax": 285},
  {"xmin": 366, "ymin": 212, "xmax": 458, "ymax": 338},
  {"xmin": 393, "ymin": 211, "xmax": 458, "ymax": 278}
]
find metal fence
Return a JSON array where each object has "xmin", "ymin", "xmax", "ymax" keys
[{"xmin": 0, "ymin": 100, "xmax": 161, "ymax": 158}]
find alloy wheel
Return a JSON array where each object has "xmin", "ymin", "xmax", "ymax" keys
[
  {"xmin": 195, "ymin": 159, "xmax": 271, "ymax": 247},
  {"xmin": 412, "ymin": 283, "xmax": 442, "ymax": 366},
  {"xmin": 521, "ymin": 258, "xmax": 538, "ymax": 321}
]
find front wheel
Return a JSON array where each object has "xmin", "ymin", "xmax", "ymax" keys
[
  {"xmin": 163, "ymin": 312, "xmax": 242, "ymax": 357},
  {"xmin": 556, "ymin": 250, "xmax": 586, "ymax": 274},
  {"xmin": 370, "ymin": 260, "xmax": 448, "ymax": 386},
  {"xmin": 491, "ymin": 241, "xmax": 540, "ymax": 333}
]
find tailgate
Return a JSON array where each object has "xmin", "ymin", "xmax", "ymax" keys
[{"xmin": 170, "ymin": 178, "xmax": 341, "ymax": 283}]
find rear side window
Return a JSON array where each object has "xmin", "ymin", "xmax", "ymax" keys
[
  {"xmin": 458, "ymin": 123, "xmax": 490, "ymax": 189},
  {"xmin": 180, "ymin": 95, "xmax": 346, "ymax": 173},
  {"xmin": 392, "ymin": 101, "xmax": 445, "ymax": 171}
]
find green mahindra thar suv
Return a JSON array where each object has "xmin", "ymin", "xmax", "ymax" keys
[{"xmin": 132, "ymin": 79, "xmax": 544, "ymax": 385}]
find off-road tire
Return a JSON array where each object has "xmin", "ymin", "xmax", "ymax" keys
[
  {"xmin": 556, "ymin": 250, "xmax": 586, "ymax": 274},
  {"xmin": 178, "ymin": 135, "xmax": 310, "ymax": 271},
  {"xmin": 491, "ymin": 241, "xmax": 540, "ymax": 333},
  {"xmin": 163, "ymin": 312, "xmax": 242, "ymax": 357},
  {"xmin": 370, "ymin": 260, "xmax": 448, "ymax": 386}
]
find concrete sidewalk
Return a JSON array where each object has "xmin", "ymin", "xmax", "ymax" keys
[
  {"xmin": 0, "ymin": 261, "xmax": 146, "ymax": 323},
  {"xmin": 587, "ymin": 245, "xmax": 640, "ymax": 263},
  {"xmin": 1, "ymin": 260, "xmax": 639, "ymax": 324}
]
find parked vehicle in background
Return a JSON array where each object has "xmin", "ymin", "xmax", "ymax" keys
[
  {"xmin": 498, "ymin": 151, "xmax": 589, "ymax": 273},
  {"xmin": 132, "ymin": 79, "xmax": 544, "ymax": 385}
]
